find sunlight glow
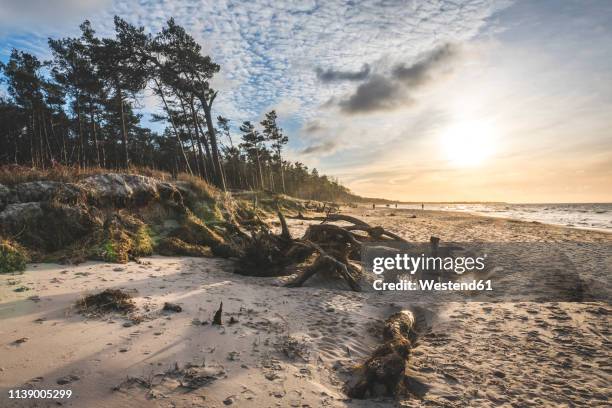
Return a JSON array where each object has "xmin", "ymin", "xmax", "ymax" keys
[{"xmin": 440, "ymin": 120, "xmax": 495, "ymax": 167}]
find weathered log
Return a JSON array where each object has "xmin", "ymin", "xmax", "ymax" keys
[
  {"xmin": 288, "ymin": 213, "xmax": 326, "ymax": 221},
  {"xmin": 347, "ymin": 310, "xmax": 417, "ymax": 399},
  {"xmin": 285, "ymin": 239, "xmax": 361, "ymax": 291},
  {"xmin": 344, "ymin": 225, "xmax": 406, "ymax": 242},
  {"xmin": 323, "ymin": 213, "xmax": 370, "ymax": 227},
  {"xmin": 235, "ymin": 209, "xmax": 407, "ymax": 292},
  {"xmin": 277, "ymin": 209, "xmax": 291, "ymax": 241},
  {"xmin": 285, "ymin": 253, "xmax": 332, "ymax": 288},
  {"xmin": 303, "ymin": 224, "xmax": 362, "ymax": 247},
  {"xmin": 325, "ymin": 213, "xmax": 407, "ymax": 242}
]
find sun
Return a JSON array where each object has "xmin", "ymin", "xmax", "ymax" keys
[{"xmin": 439, "ymin": 120, "xmax": 495, "ymax": 167}]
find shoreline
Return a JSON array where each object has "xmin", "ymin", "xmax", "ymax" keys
[
  {"xmin": 458, "ymin": 209, "xmax": 612, "ymax": 234},
  {"xmin": 357, "ymin": 205, "xmax": 612, "ymax": 235},
  {"xmin": 364, "ymin": 202, "xmax": 612, "ymax": 233}
]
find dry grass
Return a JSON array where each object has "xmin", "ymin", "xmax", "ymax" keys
[
  {"xmin": 0, "ymin": 164, "xmax": 175, "ymax": 187},
  {"xmin": 176, "ymin": 172, "xmax": 217, "ymax": 201}
]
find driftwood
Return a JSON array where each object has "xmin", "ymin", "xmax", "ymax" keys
[
  {"xmin": 323, "ymin": 213, "xmax": 370, "ymax": 227},
  {"xmin": 277, "ymin": 210, "xmax": 291, "ymax": 241},
  {"xmin": 347, "ymin": 310, "xmax": 417, "ymax": 398},
  {"xmin": 290, "ymin": 212, "xmax": 325, "ymax": 221},
  {"xmin": 284, "ymin": 239, "xmax": 361, "ymax": 291},
  {"xmin": 212, "ymin": 302, "xmax": 223, "ymax": 325},
  {"xmin": 303, "ymin": 201, "xmax": 340, "ymax": 213},
  {"xmin": 234, "ymin": 208, "xmax": 406, "ymax": 291}
]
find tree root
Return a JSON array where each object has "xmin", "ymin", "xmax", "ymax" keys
[
  {"xmin": 284, "ymin": 239, "xmax": 361, "ymax": 291},
  {"xmin": 347, "ymin": 310, "xmax": 417, "ymax": 398},
  {"xmin": 235, "ymin": 206, "xmax": 406, "ymax": 291}
]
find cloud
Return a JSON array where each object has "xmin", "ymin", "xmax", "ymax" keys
[
  {"xmin": 303, "ymin": 120, "xmax": 324, "ymax": 133},
  {"xmin": 1, "ymin": 0, "xmax": 508, "ymax": 123},
  {"xmin": 392, "ymin": 44, "xmax": 458, "ymax": 85},
  {"xmin": 337, "ymin": 44, "xmax": 459, "ymax": 114},
  {"xmin": 265, "ymin": 97, "xmax": 302, "ymax": 118},
  {"xmin": 300, "ymin": 140, "xmax": 338, "ymax": 155},
  {"xmin": 315, "ymin": 64, "xmax": 370, "ymax": 82},
  {"xmin": 338, "ymin": 75, "xmax": 409, "ymax": 113}
]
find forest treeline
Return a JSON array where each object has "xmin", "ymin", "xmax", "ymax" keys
[{"xmin": 0, "ymin": 17, "xmax": 355, "ymax": 202}]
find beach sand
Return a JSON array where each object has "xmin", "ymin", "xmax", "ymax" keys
[{"xmin": 0, "ymin": 208, "xmax": 610, "ymax": 407}]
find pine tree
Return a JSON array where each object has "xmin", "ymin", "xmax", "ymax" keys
[
  {"xmin": 239, "ymin": 121, "xmax": 266, "ymax": 189},
  {"xmin": 261, "ymin": 110, "xmax": 288, "ymax": 193}
]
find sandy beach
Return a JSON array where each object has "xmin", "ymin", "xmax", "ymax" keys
[
  {"xmin": 2, "ymin": 0, "xmax": 611, "ymax": 405},
  {"xmin": 1, "ymin": 208, "xmax": 610, "ymax": 407}
]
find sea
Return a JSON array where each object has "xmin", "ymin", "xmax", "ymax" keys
[{"xmin": 392, "ymin": 203, "xmax": 612, "ymax": 232}]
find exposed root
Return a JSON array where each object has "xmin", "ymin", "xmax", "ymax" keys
[
  {"xmin": 347, "ymin": 310, "xmax": 417, "ymax": 399},
  {"xmin": 235, "ymin": 206, "xmax": 405, "ymax": 291},
  {"xmin": 277, "ymin": 209, "xmax": 291, "ymax": 241}
]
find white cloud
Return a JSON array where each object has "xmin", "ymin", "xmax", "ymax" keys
[{"xmin": 1, "ymin": 0, "xmax": 512, "ymax": 120}]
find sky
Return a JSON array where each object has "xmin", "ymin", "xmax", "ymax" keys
[{"xmin": 1, "ymin": 0, "xmax": 611, "ymax": 203}]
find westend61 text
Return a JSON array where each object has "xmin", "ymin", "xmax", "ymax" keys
[{"xmin": 373, "ymin": 279, "xmax": 493, "ymax": 291}]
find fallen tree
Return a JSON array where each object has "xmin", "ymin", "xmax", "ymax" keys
[
  {"xmin": 234, "ymin": 209, "xmax": 407, "ymax": 291},
  {"xmin": 346, "ymin": 310, "xmax": 417, "ymax": 398}
]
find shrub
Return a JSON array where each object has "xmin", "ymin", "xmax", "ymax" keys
[
  {"xmin": 133, "ymin": 226, "xmax": 154, "ymax": 256},
  {"xmin": 0, "ymin": 239, "xmax": 29, "ymax": 274}
]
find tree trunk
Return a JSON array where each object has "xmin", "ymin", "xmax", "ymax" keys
[
  {"xmin": 40, "ymin": 111, "xmax": 53, "ymax": 165},
  {"xmin": 100, "ymin": 136, "xmax": 106, "ymax": 168},
  {"xmin": 255, "ymin": 151, "xmax": 264, "ymax": 190},
  {"xmin": 36, "ymin": 110, "xmax": 45, "ymax": 167},
  {"xmin": 76, "ymin": 92, "xmax": 84, "ymax": 168},
  {"xmin": 189, "ymin": 98, "xmax": 210, "ymax": 181},
  {"xmin": 278, "ymin": 152, "xmax": 286, "ymax": 193},
  {"xmin": 178, "ymin": 97, "xmax": 201, "ymax": 176},
  {"xmin": 194, "ymin": 116, "xmax": 215, "ymax": 182},
  {"xmin": 29, "ymin": 113, "xmax": 35, "ymax": 167},
  {"xmin": 47, "ymin": 111, "xmax": 61, "ymax": 160},
  {"xmin": 89, "ymin": 101, "xmax": 100, "ymax": 166},
  {"xmin": 154, "ymin": 80, "xmax": 192, "ymax": 175},
  {"xmin": 116, "ymin": 86, "xmax": 129, "ymax": 168},
  {"xmin": 199, "ymin": 93, "xmax": 226, "ymax": 191}
]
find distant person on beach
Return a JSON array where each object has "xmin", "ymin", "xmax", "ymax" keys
[
  {"xmin": 372, "ymin": 203, "xmax": 375, "ymax": 209},
  {"xmin": 395, "ymin": 203, "xmax": 397, "ymax": 208},
  {"xmin": 422, "ymin": 203, "xmax": 424, "ymax": 210}
]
